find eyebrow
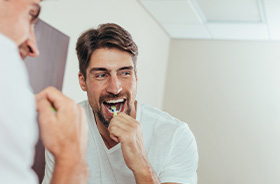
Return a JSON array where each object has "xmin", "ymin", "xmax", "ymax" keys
[
  {"xmin": 117, "ymin": 66, "xmax": 134, "ymax": 72},
  {"xmin": 88, "ymin": 66, "xmax": 134, "ymax": 74}
]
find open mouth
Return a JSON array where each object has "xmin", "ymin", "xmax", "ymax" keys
[{"xmin": 103, "ymin": 98, "xmax": 126, "ymax": 116}]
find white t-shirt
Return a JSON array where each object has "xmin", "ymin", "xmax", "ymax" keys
[
  {"xmin": 0, "ymin": 34, "xmax": 38, "ymax": 184},
  {"xmin": 43, "ymin": 100, "xmax": 198, "ymax": 184}
]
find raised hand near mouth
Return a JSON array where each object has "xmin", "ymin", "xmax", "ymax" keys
[
  {"xmin": 36, "ymin": 87, "xmax": 89, "ymax": 184},
  {"xmin": 108, "ymin": 113, "xmax": 160, "ymax": 183}
]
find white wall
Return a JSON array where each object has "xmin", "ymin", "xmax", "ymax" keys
[
  {"xmin": 39, "ymin": 1, "xmax": 280, "ymax": 183},
  {"xmin": 163, "ymin": 39, "xmax": 280, "ymax": 184},
  {"xmin": 39, "ymin": 0, "xmax": 170, "ymax": 109}
]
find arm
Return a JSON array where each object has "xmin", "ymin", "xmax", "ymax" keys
[
  {"xmin": 108, "ymin": 113, "xmax": 160, "ymax": 184},
  {"xmin": 108, "ymin": 113, "xmax": 198, "ymax": 184},
  {"xmin": 36, "ymin": 87, "xmax": 89, "ymax": 184},
  {"xmin": 132, "ymin": 163, "xmax": 160, "ymax": 184},
  {"xmin": 50, "ymin": 158, "xmax": 88, "ymax": 184}
]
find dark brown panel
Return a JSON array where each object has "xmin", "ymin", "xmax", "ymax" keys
[{"xmin": 23, "ymin": 19, "xmax": 70, "ymax": 183}]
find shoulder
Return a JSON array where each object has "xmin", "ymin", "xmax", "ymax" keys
[
  {"xmin": 138, "ymin": 102, "xmax": 193, "ymax": 139},
  {"xmin": 139, "ymin": 102, "xmax": 189, "ymax": 128},
  {"xmin": 138, "ymin": 103, "xmax": 198, "ymax": 180}
]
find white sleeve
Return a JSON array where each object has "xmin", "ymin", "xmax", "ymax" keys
[
  {"xmin": 158, "ymin": 124, "xmax": 199, "ymax": 184},
  {"xmin": 42, "ymin": 149, "xmax": 55, "ymax": 184},
  {"xmin": 0, "ymin": 35, "xmax": 38, "ymax": 184}
]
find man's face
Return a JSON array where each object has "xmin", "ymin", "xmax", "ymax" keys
[
  {"xmin": 79, "ymin": 48, "xmax": 138, "ymax": 128},
  {"xmin": 0, "ymin": 0, "xmax": 40, "ymax": 58}
]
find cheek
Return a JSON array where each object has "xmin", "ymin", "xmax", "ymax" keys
[
  {"xmin": 126, "ymin": 80, "xmax": 137, "ymax": 96},
  {"xmin": 86, "ymin": 81, "xmax": 104, "ymax": 100},
  {"xmin": 15, "ymin": 15, "xmax": 31, "ymax": 45}
]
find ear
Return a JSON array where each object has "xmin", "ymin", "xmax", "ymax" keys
[{"xmin": 78, "ymin": 72, "xmax": 87, "ymax": 91}]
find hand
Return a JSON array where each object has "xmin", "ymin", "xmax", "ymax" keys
[
  {"xmin": 36, "ymin": 87, "xmax": 88, "ymax": 165},
  {"xmin": 108, "ymin": 112, "xmax": 148, "ymax": 172}
]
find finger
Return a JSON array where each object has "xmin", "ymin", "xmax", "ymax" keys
[
  {"xmin": 109, "ymin": 115, "xmax": 136, "ymax": 132},
  {"xmin": 110, "ymin": 133, "xmax": 119, "ymax": 143},
  {"xmin": 78, "ymin": 106, "xmax": 88, "ymax": 139},
  {"xmin": 36, "ymin": 98, "xmax": 56, "ymax": 138},
  {"xmin": 114, "ymin": 113, "xmax": 136, "ymax": 126},
  {"xmin": 36, "ymin": 97, "xmax": 56, "ymax": 120},
  {"xmin": 108, "ymin": 124, "xmax": 129, "ymax": 143},
  {"xmin": 108, "ymin": 119, "xmax": 128, "ymax": 133},
  {"xmin": 36, "ymin": 86, "xmax": 70, "ymax": 111}
]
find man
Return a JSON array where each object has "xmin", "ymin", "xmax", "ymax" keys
[
  {"xmin": 43, "ymin": 23, "xmax": 198, "ymax": 184},
  {"xmin": 0, "ymin": 0, "xmax": 88, "ymax": 183}
]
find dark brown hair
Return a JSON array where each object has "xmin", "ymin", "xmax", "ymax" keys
[{"xmin": 76, "ymin": 23, "xmax": 138, "ymax": 80}]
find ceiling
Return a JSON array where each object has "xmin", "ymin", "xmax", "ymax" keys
[{"xmin": 137, "ymin": 0, "xmax": 280, "ymax": 40}]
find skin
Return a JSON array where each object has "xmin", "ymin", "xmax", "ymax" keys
[
  {"xmin": 79, "ymin": 48, "xmax": 179, "ymax": 184},
  {"xmin": 36, "ymin": 87, "xmax": 89, "ymax": 184},
  {"xmin": 19, "ymin": 40, "xmax": 39, "ymax": 59},
  {"xmin": 79, "ymin": 47, "xmax": 137, "ymax": 127},
  {"xmin": 0, "ymin": 0, "xmax": 40, "ymax": 58},
  {"xmin": 0, "ymin": 0, "xmax": 89, "ymax": 183}
]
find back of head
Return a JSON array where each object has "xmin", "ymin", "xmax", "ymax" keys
[{"xmin": 76, "ymin": 23, "xmax": 138, "ymax": 80}]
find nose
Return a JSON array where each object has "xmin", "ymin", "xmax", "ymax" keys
[
  {"xmin": 105, "ymin": 74, "xmax": 122, "ymax": 95},
  {"xmin": 26, "ymin": 26, "xmax": 39, "ymax": 57}
]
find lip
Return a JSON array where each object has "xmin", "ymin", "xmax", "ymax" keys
[{"xmin": 103, "ymin": 99, "xmax": 126, "ymax": 117}]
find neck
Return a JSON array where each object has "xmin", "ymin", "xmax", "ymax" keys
[{"xmin": 96, "ymin": 121, "xmax": 117, "ymax": 149}]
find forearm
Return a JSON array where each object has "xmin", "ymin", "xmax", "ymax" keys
[
  {"xmin": 50, "ymin": 159, "xmax": 88, "ymax": 184},
  {"xmin": 133, "ymin": 159, "xmax": 160, "ymax": 184}
]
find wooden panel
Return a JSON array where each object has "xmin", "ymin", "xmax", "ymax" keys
[{"xmin": 23, "ymin": 19, "xmax": 69, "ymax": 183}]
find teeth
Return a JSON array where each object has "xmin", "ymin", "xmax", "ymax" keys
[{"xmin": 105, "ymin": 99, "xmax": 124, "ymax": 104}]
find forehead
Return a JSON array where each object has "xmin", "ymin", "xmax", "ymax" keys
[
  {"xmin": 28, "ymin": 0, "xmax": 41, "ymax": 9},
  {"xmin": 7, "ymin": 0, "xmax": 40, "ymax": 7},
  {"xmin": 27, "ymin": 0, "xmax": 41, "ymax": 4},
  {"xmin": 89, "ymin": 48, "xmax": 134, "ymax": 69},
  {"xmin": 12, "ymin": 0, "xmax": 41, "ymax": 11},
  {"xmin": 19, "ymin": 0, "xmax": 40, "ymax": 5}
]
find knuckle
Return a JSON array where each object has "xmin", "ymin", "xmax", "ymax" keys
[
  {"xmin": 132, "ymin": 121, "xmax": 141, "ymax": 128},
  {"xmin": 65, "ymin": 100, "xmax": 77, "ymax": 111},
  {"xmin": 108, "ymin": 125, "xmax": 116, "ymax": 132},
  {"xmin": 46, "ymin": 86, "xmax": 55, "ymax": 92}
]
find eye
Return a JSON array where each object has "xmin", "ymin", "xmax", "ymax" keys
[
  {"xmin": 121, "ymin": 71, "xmax": 131, "ymax": 76},
  {"xmin": 29, "ymin": 10, "xmax": 39, "ymax": 24},
  {"xmin": 95, "ymin": 73, "xmax": 107, "ymax": 78}
]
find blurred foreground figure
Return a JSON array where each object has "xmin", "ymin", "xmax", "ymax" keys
[{"xmin": 0, "ymin": 0, "xmax": 89, "ymax": 183}]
